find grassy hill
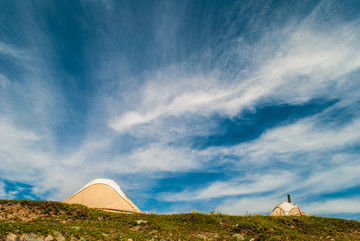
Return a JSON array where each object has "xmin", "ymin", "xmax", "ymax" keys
[{"xmin": 1, "ymin": 200, "xmax": 360, "ymax": 240}]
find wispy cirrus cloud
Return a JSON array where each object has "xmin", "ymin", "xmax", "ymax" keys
[
  {"xmin": 108, "ymin": 18, "xmax": 360, "ymax": 134},
  {"xmin": 229, "ymin": 118, "xmax": 360, "ymax": 163}
]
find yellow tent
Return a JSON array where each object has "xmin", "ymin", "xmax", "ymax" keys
[{"xmin": 64, "ymin": 178, "xmax": 141, "ymax": 213}]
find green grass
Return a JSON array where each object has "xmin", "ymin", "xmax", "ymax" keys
[{"xmin": 1, "ymin": 200, "xmax": 360, "ymax": 240}]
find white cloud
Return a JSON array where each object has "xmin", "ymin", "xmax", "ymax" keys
[
  {"xmin": 305, "ymin": 197, "xmax": 360, "ymax": 214},
  {"xmin": 219, "ymin": 196, "xmax": 283, "ymax": 215},
  {"xmin": 0, "ymin": 73, "xmax": 10, "ymax": 89},
  {"xmin": 229, "ymin": 119, "xmax": 360, "ymax": 163},
  {"xmin": 0, "ymin": 41, "xmax": 29, "ymax": 60},
  {"xmin": 298, "ymin": 162, "xmax": 360, "ymax": 194},
  {"xmin": 0, "ymin": 181, "xmax": 23, "ymax": 200},
  {"xmin": 110, "ymin": 144, "xmax": 199, "ymax": 173},
  {"xmin": 0, "ymin": 182, "xmax": 7, "ymax": 199},
  {"xmin": 218, "ymin": 196, "xmax": 360, "ymax": 216},
  {"xmin": 0, "ymin": 118, "xmax": 46, "ymax": 171},
  {"xmin": 0, "ymin": 117, "xmax": 110, "ymax": 201},
  {"xmin": 161, "ymin": 171, "xmax": 294, "ymax": 201},
  {"xmin": 0, "ymin": 4, "xmax": 90, "ymax": 200}
]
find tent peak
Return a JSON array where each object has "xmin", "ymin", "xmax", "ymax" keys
[{"xmin": 73, "ymin": 178, "xmax": 127, "ymax": 201}]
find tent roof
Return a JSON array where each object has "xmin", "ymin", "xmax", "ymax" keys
[
  {"xmin": 72, "ymin": 178, "xmax": 128, "ymax": 200},
  {"xmin": 270, "ymin": 201, "xmax": 308, "ymax": 216},
  {"xmin": 64, "ymin": 178, "xmax": 141, "ymax": 213}
]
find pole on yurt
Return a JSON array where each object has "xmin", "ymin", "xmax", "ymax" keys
[{"xmin": 287, "ymin": 194, "xmax": 291, "ymax": 203}]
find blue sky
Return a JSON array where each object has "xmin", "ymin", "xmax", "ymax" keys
[{"xmin": 1, "ymin": 0, "xmax": 360, "ymax": 219}]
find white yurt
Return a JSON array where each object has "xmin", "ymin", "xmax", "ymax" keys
[{"xmin": 270, "ymin": 195, "xmax": 308, "ymax": 216}]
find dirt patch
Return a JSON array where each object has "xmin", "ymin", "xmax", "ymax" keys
[{"xmin": 1, "ymin": 202, "xmax": 49, "ymax": 221}]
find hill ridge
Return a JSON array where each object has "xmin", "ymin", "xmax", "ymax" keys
[{"xmin": 1, "ymin": 200, "xmax": 360, "ymax": 240}]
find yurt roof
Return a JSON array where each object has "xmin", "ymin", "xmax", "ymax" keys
[{"xmin": 276, "ymin": 201, "xmax": 298, "ymax": 212}]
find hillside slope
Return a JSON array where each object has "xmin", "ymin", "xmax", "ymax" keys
[{"xmin": 1, "ymin": 200, "xmax": 360, "ymax": 240}]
